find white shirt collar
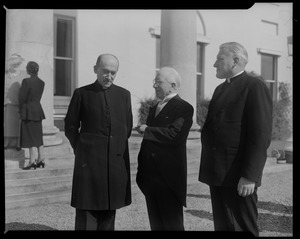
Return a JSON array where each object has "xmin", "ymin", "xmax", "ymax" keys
[{"xmin": 159, "ymin": 93, "xmax": 178, "ymax": 104}]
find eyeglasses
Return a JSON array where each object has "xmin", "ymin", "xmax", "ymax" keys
[
  {"xmin": 153, "ymin": 80, "xmax": 175, "ymax": 87},
  {"xmin": 153, "ymin": 80, "xmax": 163, "ymax": 87}
]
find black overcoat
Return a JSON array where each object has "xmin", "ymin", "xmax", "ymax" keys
[
  {"xmin": 136, "ymin": 95, "xmax": 194, "ymax": 207},
  {"xmin": 65, "ymin": 80, "xmax": 133, "ymax": 210},
  {"xmin": 199, "ymin": 71, "xmax": 273, "ymax": 187}
]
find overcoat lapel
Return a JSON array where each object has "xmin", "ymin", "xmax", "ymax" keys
[
  {"xmin": 147, "ymin": 104, "xmax": 157, "ymax": 125},
  {"xmin": 148, "ymin": 95, "xmax": 180, "ymax": 125}
]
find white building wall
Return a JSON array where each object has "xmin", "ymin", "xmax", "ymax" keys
[
  {"xmin": 4, "ymin": 4, "xmax": 292, "ymax": 145},
  {"xmin": 199, "ymin": 3, "xmax": 292, "ymax": 99},
  {"xmin": 5, "ymin": 9, "xmax": 55, "ymax": 129},
  {"xmin": 75, "ymin": 4, "xmax": 292, "ymax": 126},
  {"xmin": 77, "ymin": 10, "xmax": 161, "ymax": 125}
]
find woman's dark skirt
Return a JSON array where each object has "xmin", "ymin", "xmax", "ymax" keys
[{"xmin": 20, "ymin": 120, "xmax": 43, "ymax": 148}]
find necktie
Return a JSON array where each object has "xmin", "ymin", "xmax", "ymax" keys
[
  {"xmin": 155, "ymin": 101, "xmax": 163, "ymax": 117},
  {"xmin": 155, "ymin": 97, "xmax": 170, "ymax": 117}
]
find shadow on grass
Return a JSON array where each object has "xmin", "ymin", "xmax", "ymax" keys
[
  {"xmin": 187, "ymin": 193, "xmax": 210, "ymax": 199},
  {"xmin": 186, "ymin": 194, "xmax": 292, "ymax": 234},
  {"xmin": 5, "ymin": 222, "xmax": 57, "ymax": 231},
  {"xmin": 258, "ymin": 200, "xmax": 293, "ymax": 233},
  {"xmin": 185, "ymin": 209, "xmax": 214, "ymax": 221}
]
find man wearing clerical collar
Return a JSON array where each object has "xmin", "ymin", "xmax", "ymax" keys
[{"xmin": 199, "ymin": 42, "xmax": 273, "ymax": 236}]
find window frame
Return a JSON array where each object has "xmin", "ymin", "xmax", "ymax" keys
[
  {"xmin": 260, "ymin": 53, "xmax": 278, "ymax": 101},
  {"xmin": 53, "ymin": 14, "xmax": 76, "ymax": 115}
]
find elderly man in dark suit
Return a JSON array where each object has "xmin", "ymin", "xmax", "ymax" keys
[
  {"xmin": 198, "ymin": 42, "xmax": 273, "ymax": 236},
  {"xmin": 136, "ymin": 67, "xmax": 194, "ymax": 231},
  {"xmin": 65, "ymin": 54, "xmax": 133, "ymax": 230}
]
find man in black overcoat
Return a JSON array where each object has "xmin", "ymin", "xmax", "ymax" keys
[
  {"xmin": 65, "ymin": 54, "xmax": 133, "ymax": 230},
  {"xmin": 136, "ymin": 67, "xmax": 194, "ymax": 230},
  {"xmin": 198, "ymin": 42, "xmax": 273, "ymax": 236}
]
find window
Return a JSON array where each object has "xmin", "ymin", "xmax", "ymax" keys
[
  {"xmin": 154, "ymin": 37, "xmax": 206, "ymax": 126},
  {"xmin": 154, "ymin": 37, "xmax": 205, "ymax": 94},
  {"xmin": 261, "ymin": 53, "xmax": 278, "ymax": 100},
  {"xmin": 155, "ymin": 35, "xmax": 160, "ymax": 72},
  {"xmin": 54, "ymin": 15, "xmax": 75, "ymax": 97},
  {"xmin": 53, "ymin": 14, "xmax": 76, "ymax": 130}
]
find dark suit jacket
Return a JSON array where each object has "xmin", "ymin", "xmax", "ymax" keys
[
  {"xmin": 136, "ymin": 95, "xmax": 194, "ymax": 207},
  {"xmin": 18, "ymin": 76, "xmax": 45, "ymax": 121},
  {"xmin": 199, "ymin": 71, "xmax": 273, "ymax": 187},
  {"xmin": 65, "ymin": 80, "xmax": 133, "ymax": 210}
]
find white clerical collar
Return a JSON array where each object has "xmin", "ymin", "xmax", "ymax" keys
[{"xmin": 227, "ymin": 70, "xmax": 244, "ymax": 83}]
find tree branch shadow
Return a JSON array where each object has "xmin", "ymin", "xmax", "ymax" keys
[
  {"xmin": 185, "ymin": 209, "xmax": 214, "ymax": 221},
  {"xmin": 257, "ymin": 200, "xmax": 293, "ymax": 233},
  {"xmin": 186, "ymin": 194, "xmax": 293, "ymax": 234},
  {"xmin": 258, "ymin": 201, "xmax": 292, "ymax": 214},
  {"xmin": 5, "ymin": 222, "xmax": 58, "ymax": 231},
  {"xmin": 187, "ymin": 193, "xmax": 210, "ymax": 199}
]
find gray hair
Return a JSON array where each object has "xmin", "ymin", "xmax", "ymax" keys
[
  {"xmin": 159, "ymin": 67, "xmax": 182, "ymax": 89},
  {"xmin": 220, "ymin": 42, "xmax": 249, "ymax": 65}
]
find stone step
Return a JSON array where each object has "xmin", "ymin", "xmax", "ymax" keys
[
  {"xmin": 5, "ymin": 174, "xmax": 73, "ymax": 195},
  {"xmin": 5, "ymin": 167, "xmax": 73, "ymax": 181},
  {"xmin": 5, "ymin": 166, "xmax": 74, "ymax": 209},
  {"xmin": 5, "ymin": 164, "xmax": 200, "ymax": 209},
  {"xmin": 5, "ymin": 189, "xmax": 72, "ymax": 210},
  {"xmin": 4, "ymin": 133, "xmax": 201, "ymax": 210},
  {"xmin": 5, "ymin": 155, "xmax": 200, "ymax": 190},
  {"xmin": 4, "ymin": 131, "xmax": 285, "ymax": 211}
]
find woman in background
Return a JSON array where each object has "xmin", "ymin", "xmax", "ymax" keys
[{"xmin": 19, "ymin": 61, "xmax": 46, "ymax": 170}]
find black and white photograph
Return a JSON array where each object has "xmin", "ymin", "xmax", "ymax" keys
[{"xmin": 3, "ymin": 3, "xmax": 293, "ymax": 236}]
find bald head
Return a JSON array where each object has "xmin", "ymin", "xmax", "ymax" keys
[
  {"xmin": 94, "ymin": 54, "xmax": 119, "ymax": 88},
  {"xmin": 95, "ymin": 54, "xmax": 119, "ymax": 69}
]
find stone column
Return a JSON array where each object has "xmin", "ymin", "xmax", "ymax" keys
[
  {"xmin": 160, "ymin": 10, "xmax": 200, "ymax": 133},
  {"xmin": 5, "ymin": 9, "xmax": 62, "ymax": 168}
]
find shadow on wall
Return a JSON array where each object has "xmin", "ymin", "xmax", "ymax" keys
[
  {"xmin": 4, "ymin": 82, "xmax": 22, "ymax": 149},
  {"xmin": 4, "ymin": 53, "xmax": 27, "ymax": 150}
]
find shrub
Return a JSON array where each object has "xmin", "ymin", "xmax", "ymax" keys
[
  {"xmin": 272, "ymin": 82, "xmax": 292, "ymax": 140},
  {"xmin": 197, "ymin": 97, "xmax": 210, "ymax": 128},
  {"xmin": 247, "ymin": 71, "xmax": 292, "ymax": 140},
  {"xmin": 137, "ymin": 97, "xmax": 158, "ymax": 125},
  {"xmin": 136, "ymin": 80, "xmax": 292, "ymax": 140},
  {"xmin": 246, "ymin": 71, "xmax": 266, "ymax": 82},
  {"xmin": 137, "ymin": 96, "xmax": 210, "ymax": 129}
]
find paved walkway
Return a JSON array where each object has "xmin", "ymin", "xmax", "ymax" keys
[{"xmin": 5, "ymin": 132, "xmax": 293, "ymax": 236}]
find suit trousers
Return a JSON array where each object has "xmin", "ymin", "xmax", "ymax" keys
[
  {"xmin": 209, "ymin": 186, "xmax": 259, "ymax": 236},
  {"xmin": 75, "ymin": 209, "xmax": 116, "ymax": 230},
  {"xmin": 142, "ymin": 178, "xmax": 184, "ymax": 231}
]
